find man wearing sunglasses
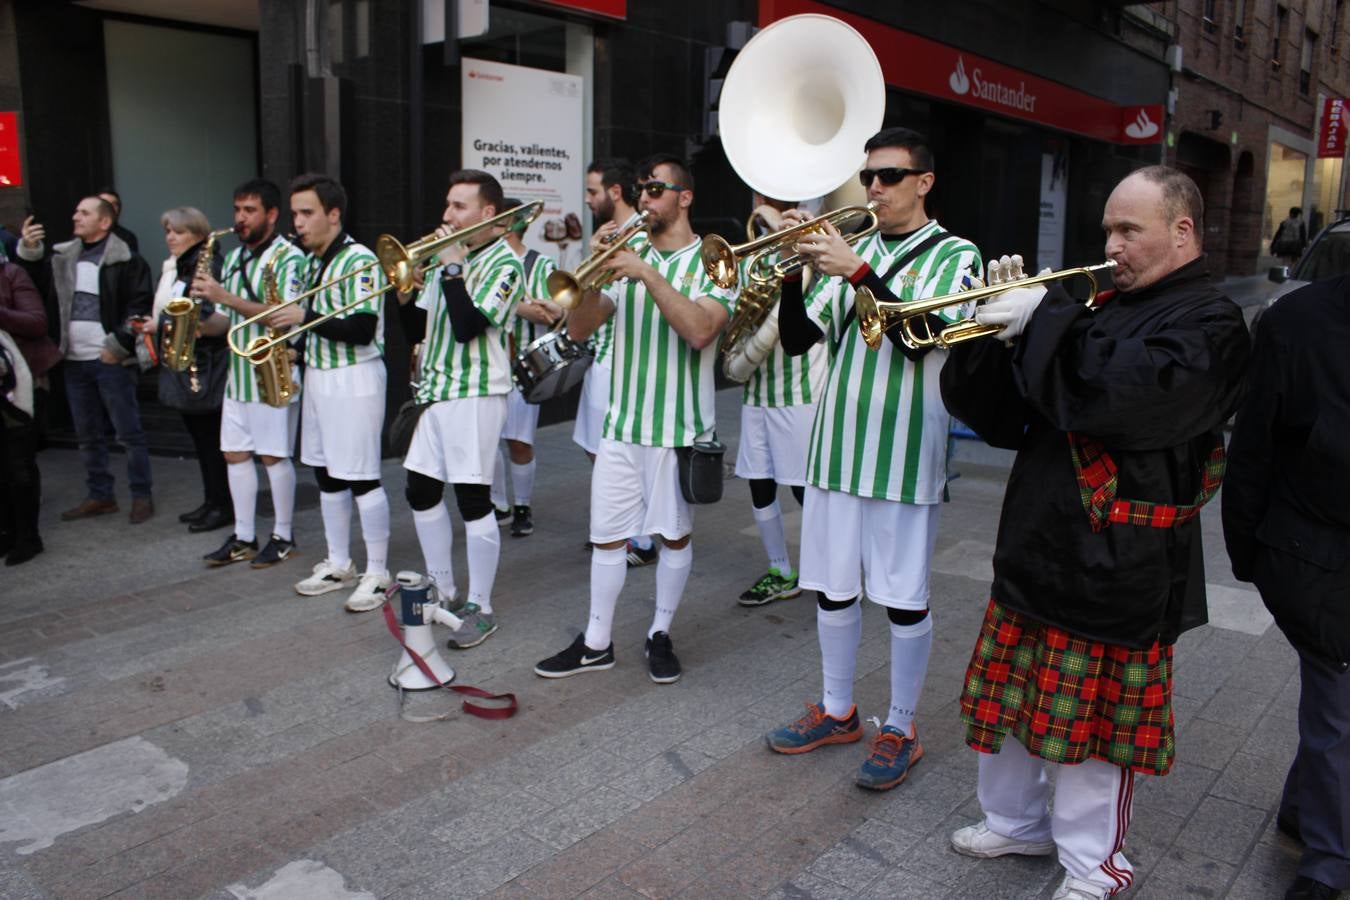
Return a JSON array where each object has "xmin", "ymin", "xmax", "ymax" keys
[
  {"xmin": 764, "ymin": 127, "xmax": 980, "ymax": 795},
  {"xmin": 536, "ymin": 154, "xmax": 735, "ymax": 684}
]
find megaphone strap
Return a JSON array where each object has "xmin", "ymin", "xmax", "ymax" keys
[{"xmin": 380, "ymin": 601, "xmax": 519, "ymax": 720}]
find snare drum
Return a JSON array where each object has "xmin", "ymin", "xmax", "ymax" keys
[{"xmin": 512, "ymin": 329, "xmax": 594, "ymax": 404}]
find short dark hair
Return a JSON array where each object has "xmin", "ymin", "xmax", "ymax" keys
[
  {"xmin": 638, "ymin": 153, "xmax": 694, "ymax": 194},
  {"xmin": 1289, "ymin": 206, "xmax": 1303, "ymax": 217},
  {"xmin": 84, "ymin": 196, "xmax": 116, "ymax": 223},
  {"xmin": 588, "ymin": 158, "xmax": 637, "ymax": 206},
  {"xmin": 863, "ymin": 127, "xmax": 935, "ymax": 173},
  {"xmin": 1130, "ymin": 165, "xmax": 1205, "ymax": 240},
  {"xmin": 234, "ymin": 178, "xmax": 282, "ymax": 212},
  {"xmin": 449, "ymin": 169, "xmax": 505, "ymax": 213},
  {"xmin": 96, "ymin": 187, "xmax": 122, "ymax": 214},
  {"xmin": 289, "ymin": 173, "xmax": 347, "ymax": 216}
]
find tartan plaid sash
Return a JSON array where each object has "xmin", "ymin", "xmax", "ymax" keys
[{"xmin": 1068, "ymin": 433, "xmax": 1226, "ymax": 532}]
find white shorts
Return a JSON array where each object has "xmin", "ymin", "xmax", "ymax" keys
[
  {"xmin": 572, "ymin": 360, "xmax": 611, "ymax": 454},
  {"xmin": 403, "ymin": 394, "xmax": 506, "ymax": 485},
  {"xmin": 734, "ymin": 402, "xmax": 816, "ymax": 486},
  {"xmin": 502, "ymin": 387, "xmax": 539, "ymax": 445},
  {"xmin": 220, "ymin": 397, "xmax": 299, "ymax": 458},
  {"xmin": 590, "ymin": 438, "xmax": 691, "ymax": 544},
  {"xmin": 798, "ymin": 486, "xmax": 940, "ymax": 610},
  {"xmin": 300, "ymin": 359, "xmax": 386, "ymax": 481}
]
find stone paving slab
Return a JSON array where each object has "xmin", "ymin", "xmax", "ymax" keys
[{"xmin": 0, "ymin": 388, "xmax": 1308, "ymax": 898}]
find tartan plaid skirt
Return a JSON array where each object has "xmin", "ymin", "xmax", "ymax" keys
[{"xmin": 960, "ymin": 599, "xmax": 1175, "ymax": 775}]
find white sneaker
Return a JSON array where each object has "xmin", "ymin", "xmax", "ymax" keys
[
  {"xmin": 950, "ymin": 820, "xmax": 1056, "ymax": 859},
  {"xmin": 344, "ymin": 570, "xmax": 392, "ymax": 613},
  {"xmin": 1052, "ymin": 875, "xmax": 1110, "ymax": 900},
  {"xmin": 294, "ymin": 559, "xmax": 357, "ymax": 596}
]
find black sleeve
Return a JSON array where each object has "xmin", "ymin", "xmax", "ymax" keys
[
  {"xmin": 444, "ymin": 274, "xmax": 492, "ymax": 343},
  {"xmin": 941, "ymin": 338, "xmax": 1028, "ymax": 450},
  {"xmin": 398, "ymin": 299, "xmax": 428, "ymax": 342},
  {"xmin": 303, "ymin": 308, "xmax": 378, "ymax": 345},
  {"xmin": 777, "ymin": 274, "xmax": 823, "ymax": 355},
  {"xmin": 854, "ymin": 269, "xmax": 942, "ymax": 363}
]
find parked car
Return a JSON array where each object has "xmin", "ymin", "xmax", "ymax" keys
[{"xmin": 1256, "ymin": 216, "xmax": 1350, "ymax": 334}]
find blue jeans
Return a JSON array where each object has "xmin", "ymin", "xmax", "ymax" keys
[{"xmin": 63, "ymin": 359, "xmax": 152, "ymax": 500}]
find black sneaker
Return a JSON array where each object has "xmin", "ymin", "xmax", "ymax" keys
[
  {"xmin": 645, "ymin": 631, "xmax": 681, "ymax": 684},
  {"xmin": 510, "ymin": 505, "xmax": 534, "ymax": 537},
  {"xmin": 251, "ymin": 534, "xmax": 297, "ymax": 569},
  {"xmin": 494, "ymin": 506, "xmax": 511, "ymax": 527},
  {"xmin": 534, "ymin": 634, "xmax": 615, "ymax": 678},
  {"xmin": 204, "ymin": 534, "xmax": 258, "ymax": 567}
]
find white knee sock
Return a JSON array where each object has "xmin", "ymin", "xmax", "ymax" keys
[
  {"xmin": 227, "ymin": 460, "xmax": 258, "ymax": 542},
  {"xmin": 355, "ymin": 487, "xmax": 390, "ymax": 575},
  {"xmin": 510, "ymin": 460, "xmax": 536, "ymax": 507},
  {"xmin": 752, "ymin": 500, "xmax": 792, "ymax": 574},
  {"xmin": 649, "ymin": 543, "xmax": 692, "ymax": 637},
  {"xmin": 264, "ymin": 459, "xmax": 296, "ymax": 541},
  {"xmin": 413, "ymin": 503, "xmax": 456, "ymax": 600},
  {"xmin": 584, "ymin": 546, "xmax": 627, "ymax": 650},
  {"xmin": 464, "ymin": 512, "xmax": 500, "ymax": 614},
  {"xmin": 631, "ymin": 533, "xmax": 653, "ymax": 551},
  {"xmin": 320, "ymin": 489, "xmax": 353, "ymax": 569},
  {"xmin": 818, "ymin": 601, "xmax": 862, "ymax": 718},
  {"xmin": 885, "ymin": 612, "xmax": 934, "ymax": 732},
  {"xmin": 490, "ymin": 448, "xmax": 508, "ymax": 511}
]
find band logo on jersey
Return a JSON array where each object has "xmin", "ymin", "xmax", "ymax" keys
[
  {"xmin": 358, "ymin": 270, "xmax": 375, "ymax": 296},
  {"xmin": 494, "ymin": 273, "xmax": 518, "ymax": 305}
]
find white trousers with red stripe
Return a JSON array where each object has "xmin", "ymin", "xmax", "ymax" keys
[{"xmin": 977, "ymin": 736, "xmax": 1136, "ymax": 895}]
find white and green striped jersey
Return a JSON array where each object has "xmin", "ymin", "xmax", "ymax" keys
[
  {"xmin": 414, "ymin": 239, "xmax": 524, "ymax": 402},
  {"xmin": 737, "ymin": 256, "xmax": 828, "ymax": 408},
  {"xmin": 302, "ymin": 235, "xmax": 386, "ymax": 369},
  {"xmin": 804, "ymin": 220, "xmax": 979, "ymax": 504},
  {"xmin": 222, "ymin": 236, "xmax": 308, "ymax": 403},
  {"xmin": 600, "ymin": 238, "xmax": 736, "ymax": 447},
  {"xmin": 592, "ymin": 211, "xmax": 647, "ymax": 368},
  {"xmin": 510, "ymin": 248, "xmax": 558, "ymax": 351}
]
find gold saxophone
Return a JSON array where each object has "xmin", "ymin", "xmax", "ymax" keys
[
  {"xmin": 247, "ymin": 253, "xmax": 298, "ymax": 408},
  {"xmin": 163, "ymin": 228, "xmax": 231, "ymax": 392}
]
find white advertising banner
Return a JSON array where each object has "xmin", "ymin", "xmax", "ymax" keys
[
  {"xmin": 461, "ymin": 58, "xmax": 586, "ymax": 272},
  {"xmin": 1037, "ymin": 148, "xmax": 1068, "ymax": 272}
]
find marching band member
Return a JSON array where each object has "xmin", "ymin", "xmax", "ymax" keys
[
  {"xmin": 489, "ymin": 202, "xmax": 562, "ymax": 538},
  {"xmin": 194, "ymin": 179, "xmax": 308, "ymax": 568},
  {"xmin": 732, "ymin": 194, "xmax": 827, "ymax": 607},
  {"xmin": 535, "ymin": 154, "xmax": 734, "ymax": 684},
  {"xmin": 271, "ymin": 173, "xmax": 392, "ymax": 612},
  {"xmin": 764, "ymin": 127, "xmax": 980, "ymax": 792},
  {"xmin": 398, "ymin": 170, "xmax": 524, "ymax": 648},
  {"xmin": 942, "ymin": 166, "xmax": 1248, "ymax": 899}
]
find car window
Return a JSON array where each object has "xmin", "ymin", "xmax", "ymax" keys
[{"xmin": 1295, "ymin": 228, "xmax": 1350, "ymax": 282}]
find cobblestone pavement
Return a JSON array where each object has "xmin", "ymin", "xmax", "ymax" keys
[{"xmin": 0, "ymin": 389, "xmax": 1304, "ymax": 899}]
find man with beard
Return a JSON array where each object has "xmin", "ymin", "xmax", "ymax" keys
[{"xmin": 192, "ymin": 178, "xmax": 309, "ymax": 568}]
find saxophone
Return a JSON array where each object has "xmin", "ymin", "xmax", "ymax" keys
[
  {"xmin": 722, "ymin": 271, "xmax": 783, "ymax": 383},
  {"xmin": 163, "ymin": 228, "xmax": 231, "ymax": 392},
  {"xmin": 247, "ymin": 252, "xmax": 298, "ymax": 408}
]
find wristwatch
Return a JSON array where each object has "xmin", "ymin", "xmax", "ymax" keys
[{"xmin": 442, "ymin": 262, "xmax": 464, "ymax": 279}]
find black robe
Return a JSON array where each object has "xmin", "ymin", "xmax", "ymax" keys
[{"xmin": 941, "ymin": 256, "xmax": 1250, "ymax": 648}]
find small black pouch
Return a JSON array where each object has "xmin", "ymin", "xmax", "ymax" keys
[
  {"xmin": 389, "ymin": 399, "xmax": 432, "ymax": 457},
  {"xmin": 676, "ymin": 433, "xmax": 726, "ymax": 504}
]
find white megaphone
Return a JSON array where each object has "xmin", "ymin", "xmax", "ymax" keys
[{"xmin": 387, "ymin": 571, "xmax": 463, "ymax": 691}]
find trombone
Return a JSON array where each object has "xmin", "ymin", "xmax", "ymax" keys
[
  {"xmin": 227, "ymin": 201, "xmax": 544, "ymax": 360},
  {"xmin": 546, "ymin": 211, "xmax": 650, "ymax": 310},
  {"xmin": 855, "ymin": 259, "xmax": 1117, "ymax": 351},
  {"xmin": 700, "ymin": 201, "xmax": 880, "ymax": 290}
]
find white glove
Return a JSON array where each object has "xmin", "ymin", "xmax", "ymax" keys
[{"xmin": 975, "ymin": 283, "xmax": 1047, "ymax": 343}]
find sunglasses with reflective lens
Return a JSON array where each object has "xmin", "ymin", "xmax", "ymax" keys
[
  {"xmin": 637, "ymin": 180, "xmax": 687, "ymax": 198},
  {"xmin": 858, "ymin": 167, "xmax": 929, "ymax": 187}
]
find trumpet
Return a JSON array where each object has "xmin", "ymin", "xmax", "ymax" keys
[
  {"xmin": 546, "ymin": 211, "xmax": 650, "ymax": 310},
  {"xmin": 855, "ymin": 259, "xmax": 1118, "ymax": 351},
  {"xmin": 700, "ymin": 202, "xmax": 879, "ymax": 290},
  {"xmin": 228, "ymin": 201, "xmax": 544, "ymax": 359}
]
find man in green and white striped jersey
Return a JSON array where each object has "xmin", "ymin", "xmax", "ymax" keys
[
  {"xmin": 193, "ymin": 179, "xmax": 308, "ymax": 570},
  {"xmin": 397, "ymin": 170, "xmax": 525, "ymax": 651},
  {"xmin": 535, "ymin": 154, "xmax": 735, "ymax": 685},
  {"xmin": 764, "ymin": 128, "xmax": 981, "ymax": 793},
  {"xmin": 731, "ymin": 195, "xmax": 828, "ymax": 608},
  {"xmin": 269, "ymin": 173, "xmax": 392, "ymax": 613},
  {"xmin": 488, "ymin": 206, "xmax": 562, "ymax": 539}
]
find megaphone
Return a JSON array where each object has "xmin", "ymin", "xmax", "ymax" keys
[{"xmin": 387, "ymin": 571, "xmax": 462, "ymax": 691}]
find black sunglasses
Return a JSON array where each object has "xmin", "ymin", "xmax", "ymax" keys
[
  {"xmin": 636, "ymin": 180, "xmax": 687, "ymax": 198},
  {"xmin": 858, "ymin": 167, "xmax": 929, "ymax": 187}
]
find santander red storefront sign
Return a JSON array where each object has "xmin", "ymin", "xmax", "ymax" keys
[{"xmin": 759, "ymin": 0, "xmax": 1163, "ymax": 145}]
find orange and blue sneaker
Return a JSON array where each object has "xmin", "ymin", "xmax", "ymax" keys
[
  {"xmin": 765, "ymin": 702, "xmax": 862, "ymax": 754},
  {"xmin": 855, "ymin": 722, "xmax": 923, "ymax": 791}
]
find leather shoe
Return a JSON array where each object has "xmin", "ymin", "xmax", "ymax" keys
[
  {"xmin": 1285, "ymin": 875, "xmax": 1341, "ymax": 899},
  {"xmin": 129, "ymin": 496, "xmax": 155, "ymax": 525},
  {"xmin": 6, "ymin": 537, "xmax": 44, "ymax": 566},
  {"xmin": 1278, "ymin": 811, "xmax": 1303, "ymax": 844},
  {"xmin": 61, "ymin": 497, "xmax": 119, "ymax": 521},
  {"xmin": 188, "ymin": 506, "xmax": 232, "ymax": 533},
  {"xmin": 178, "ymin": 501, "xmax": 212, "ymax": 524}
]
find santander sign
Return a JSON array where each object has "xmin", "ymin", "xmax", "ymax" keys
[{"xmin": 949, "ymin": 55, "xmax": 1038, "ymax": 113}]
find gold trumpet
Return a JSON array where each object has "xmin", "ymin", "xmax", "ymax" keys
[
  {"xmin": 700, "ymin": 202, "xmax": 879, "ymax": 290},
  {"xmin": 855, "ymin": 259, "xmax": 1118, "ymax": 351},
  {"xmin": 546, "ymin": 211, "xmax": 650, "ymax": 309},
  {"xmin": 228, "ymin": 201, "xmax": 544, "ymax": 359}
]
